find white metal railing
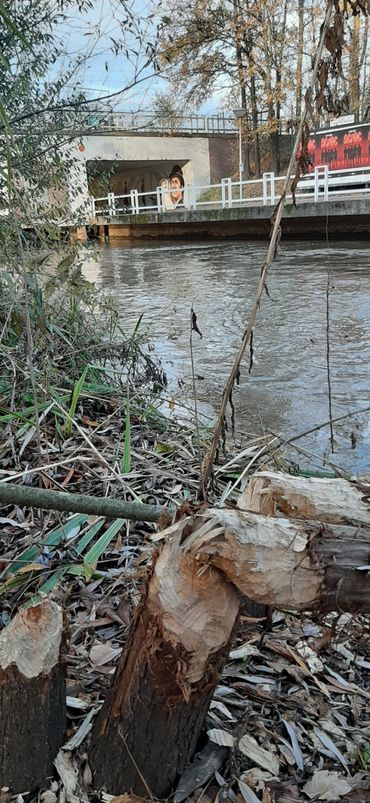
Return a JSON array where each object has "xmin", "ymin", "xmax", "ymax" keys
[
  {"xmin": 82, "ymin": 109, "xmax": 305, "ymax": 136},
  {"xmin": 91, "ymin": 166, "xmax": 370, "ymax": 218}
]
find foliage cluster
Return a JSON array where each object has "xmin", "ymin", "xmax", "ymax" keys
[{"xmin": 159, "ymin": 0, "xmax": 370, "ymax": 174}]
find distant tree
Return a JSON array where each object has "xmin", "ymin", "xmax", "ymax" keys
[
  {"xmin": 0, "ymin": 0, "xmax": 162, "ymax": 221},
  {"xmin": 160, "ymin": 0, "xmax": 370, "ymax": 176},
  {"xmin": 152, "ymin": 90, "xmax": 182, "ymax": 132}
]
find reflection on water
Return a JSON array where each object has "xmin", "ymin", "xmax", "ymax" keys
[{"xmin": 82, "ymin": 239, "xmax": 370, "ymax": 474}]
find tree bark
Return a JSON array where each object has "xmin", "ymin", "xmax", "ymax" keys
[
  {"xmin": 0, "ymin": 481, "xmax": 168, "ymax": 522},
  {"xmin": 89, "ymin": 541, "xmax": 240, "ymax": 797},
  {"xmin": 0, "ymin": 601, "xmax": 65, "ymax": 793},
  {"xmin": 295, "ymin": 0, "xmax": 305, "ymax": 122}
]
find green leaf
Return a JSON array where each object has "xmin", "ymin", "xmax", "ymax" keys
[
  {"xmin": 64, "ymin": 366, "xmax": 88, "ymax": 436},
  {"xmin": 132, "ymin": 313, "xmax": 144, "ymax": 337},
  {"xmin": 4, "ymin": 514, "xmax": 88, "ymax": 577},
  {"xmin": 0, "ymin": 2, "xmax": 31, "ymax": 48},
  {"xmin": 23, "ymin": 567, "xmax": 68, "ymax": 608},
  {"xmin": 120, "ymin": 387, "xmax": 131, "ymax": 475},
  {"xmin": 84, "ymin": 518, "xmax": 124, "ymax": 568},
  {"xmin": 73, "ymin": 518, "xmax": 105, "ymax": 556}
]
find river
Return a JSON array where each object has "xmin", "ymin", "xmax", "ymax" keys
[{"xmin": 82, "ymin": 239, "xmax": 370, "ymax": 475}]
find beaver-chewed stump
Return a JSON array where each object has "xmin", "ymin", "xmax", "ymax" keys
[
  {"xmin": 89, "ymin": 542, "xmax": 240, "ymax": 797},
  {"xmin": 89, "ymin": 474, "xmax": 370, "ymax": 797},
  {"xmin": 0, "ymin": 600, "xmax": 65, "ymax": 793}
]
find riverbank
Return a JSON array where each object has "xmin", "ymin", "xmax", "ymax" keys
[
  {"xmin": 1, "ymin": 248, "xmax": 370, "ymax": 801},
  {"xmin": 1, "ymin": 382, "xmax": 370, "ymax": 802}
]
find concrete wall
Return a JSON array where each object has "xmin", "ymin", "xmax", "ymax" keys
[{"xmin": 66, "ymin": 134, "xmax": 213, "ymax": 216}]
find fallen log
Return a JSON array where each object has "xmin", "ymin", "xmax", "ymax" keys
[
  {"xmin": 238, "ymin": 471, "xmax": 370, "ymax": 525},
  {"xmin": 89, "ymin": 498, "xmax": 370, "ymax": 796},
  {"xmin": 184, "ymin": 507, "xmax": 370, "ymax": 612},
  {"xmin": 0, "ymin": 601, "xmax": 66, "ymax": 793}
]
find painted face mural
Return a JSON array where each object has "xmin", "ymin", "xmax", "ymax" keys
[{"xmin": 162, "ymin": 165, "xmax": 185, "ymax": 209}]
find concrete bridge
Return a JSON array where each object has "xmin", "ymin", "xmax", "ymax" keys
[{"xmin": 67, "ymin": 112, "xmax": 239, "ymax": 219}]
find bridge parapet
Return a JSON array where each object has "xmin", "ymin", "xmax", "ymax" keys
[{"xmin": 83, "ymin": 110, "xmax": 237, "ymax": 136}]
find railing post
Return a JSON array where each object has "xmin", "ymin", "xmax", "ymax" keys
[
  {"xmin": 227, "ymin": 177, "xmax": 232, "ymax": 208},
  {"xmin": 262, "ymin": 173, "xmax": 268, "ymax": 205},
  {"xmin": 156, "ymin": 186, "xmax": 163, "ymax": 213},
  {"xmin": 270, "ymin": 172, "xmax": 276, "ymax": 205},
  {"xmin": 189, "ymin": 183, "xmax": 196, "ymax": 210},
  {"xmin": 221, "ymin": 178, "xmax": 227, "ymax": 209},
  {"xmin": 130, "ymin": 189, "xmax": 139, "ymax": 215},
  {"xmin": 133, "ymin": 189, "xmax": 140, "ymax": 214},
  {"xmin": 314, "ymin": 165, "xmax": 329, "ymax": 203},
  {"xmin": 323, "ymin": 164, "xmax": 329, "ymax": 201},
  {"xmin": 90, "ymin": 196, "xmax": 96, "ymax": 218},
  {"xmin": 107, "ymin": 192, "xmax": 116, "ymax": 217},
  {"xmin": 262, "ymin": 172, "xmax": 275, "ymax": 205}
]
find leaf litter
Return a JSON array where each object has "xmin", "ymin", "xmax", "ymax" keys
[{"xmin": 0, "ymin": 347, "xmax": 369, "ymax": 803}]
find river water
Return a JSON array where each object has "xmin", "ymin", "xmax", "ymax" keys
[{"xmin": 82, "ymin": 239, "xmax": 370, "ymax": 475}]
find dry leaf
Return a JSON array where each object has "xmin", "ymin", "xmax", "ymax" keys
[
  {"xmin": 89, "ymin": 642, "xmax": 121, "ymax": 667},
  {"xmin": 230, "ymin": 643, "xmax": 260, "ymax": 660},
  {"xmin": 283, "ymin": 720, "xmax": 304, "ymax": 771},
  {"xmin": 40, "ymin": 792, "xmax": 57, "ymax": 803},
  {"xmin": 295, "ymin": 641, "xmax": 324, "ymax": 674},
  {"xmin": 54, "ymin": 750, "xmax": 80, "ymax": 803},
  {"xmin": 314, "ymin": 729, "xmax": 349, "ymax": 772},
  {"xmin": 303, "ymin": 770, "xmax": 352, "ymax": 800},
  {"xmin": 237, "ymin": 779, "xmax": 260, "ymax": 803},
  {"xmin": 208, "ymin": 729, "xmax": 235, "ymax": 747},
  {"xmin": 238, "ymin": 735, "xmax": 279, "ymax": 776}
]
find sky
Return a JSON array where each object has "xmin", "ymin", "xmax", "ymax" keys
[{"xmin": 53, "ymin": 0, "xmax": 219, "ymax": 116}]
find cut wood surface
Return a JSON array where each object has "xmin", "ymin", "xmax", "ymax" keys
[
  {"xmin": 238, "ymin": 471, "xmax": 370, "ymax": 525},
  {"xmin": 0, "ymin": 601, "xmax": 66, "ymax": 793},
  {"xmin": 180, "ymin": 507, "xmax": 370, "ymax": 613},
  {"xmin": 89, "ymin": 538, "xmax": 240, "ymax": 797}
]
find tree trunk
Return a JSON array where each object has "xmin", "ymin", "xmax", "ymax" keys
[
  {"xmin": 90, "ymin": 475, "xmax": 370, "ymax": 796},
  {"xmin": 89, "ymin": 542, "xmax": 240, "ymax": 797},
  {"xmin": 0, "ymin": 601, "xmax": 65, "ymax": 793},
  {"xmin": 295, "ymin": 0, "xmax": 305, "ymax": 122},
  {"xmin": 249, "ymin": 72, "xmax": 261, "ymax": 177},
  {"xmin": 349, "ymin": 14, "xmax": 361, "ymax": 121}
]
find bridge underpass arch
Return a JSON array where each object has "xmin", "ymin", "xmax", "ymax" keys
[{"xmin": 86, "ymin": 158, "xmax": 189, "ymax": 204}]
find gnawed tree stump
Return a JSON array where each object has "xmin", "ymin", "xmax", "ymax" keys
[
  {"xmin": 89, "ymin": 541, "xmax": 240, "ymax": 797},
  {"xmin": 90, "ymin": 476, "xmax": 370, "ymax": 797},
  {"xmin": 0, "ymin": 600, "xmax": 66, "ymax": 793}
]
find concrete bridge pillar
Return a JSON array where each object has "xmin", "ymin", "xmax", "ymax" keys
[{"xmin": 63, "ymin": 142, "xmax": 92, "ymax": 221}]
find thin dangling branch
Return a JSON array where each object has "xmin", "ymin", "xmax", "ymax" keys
[
  {"xmin": 325, "ymin": 216, "xmax": 335, "ymax": 453},
  {"xmin": 201, "ymin": 0, "xmax": 335, "ymax": 493}
]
